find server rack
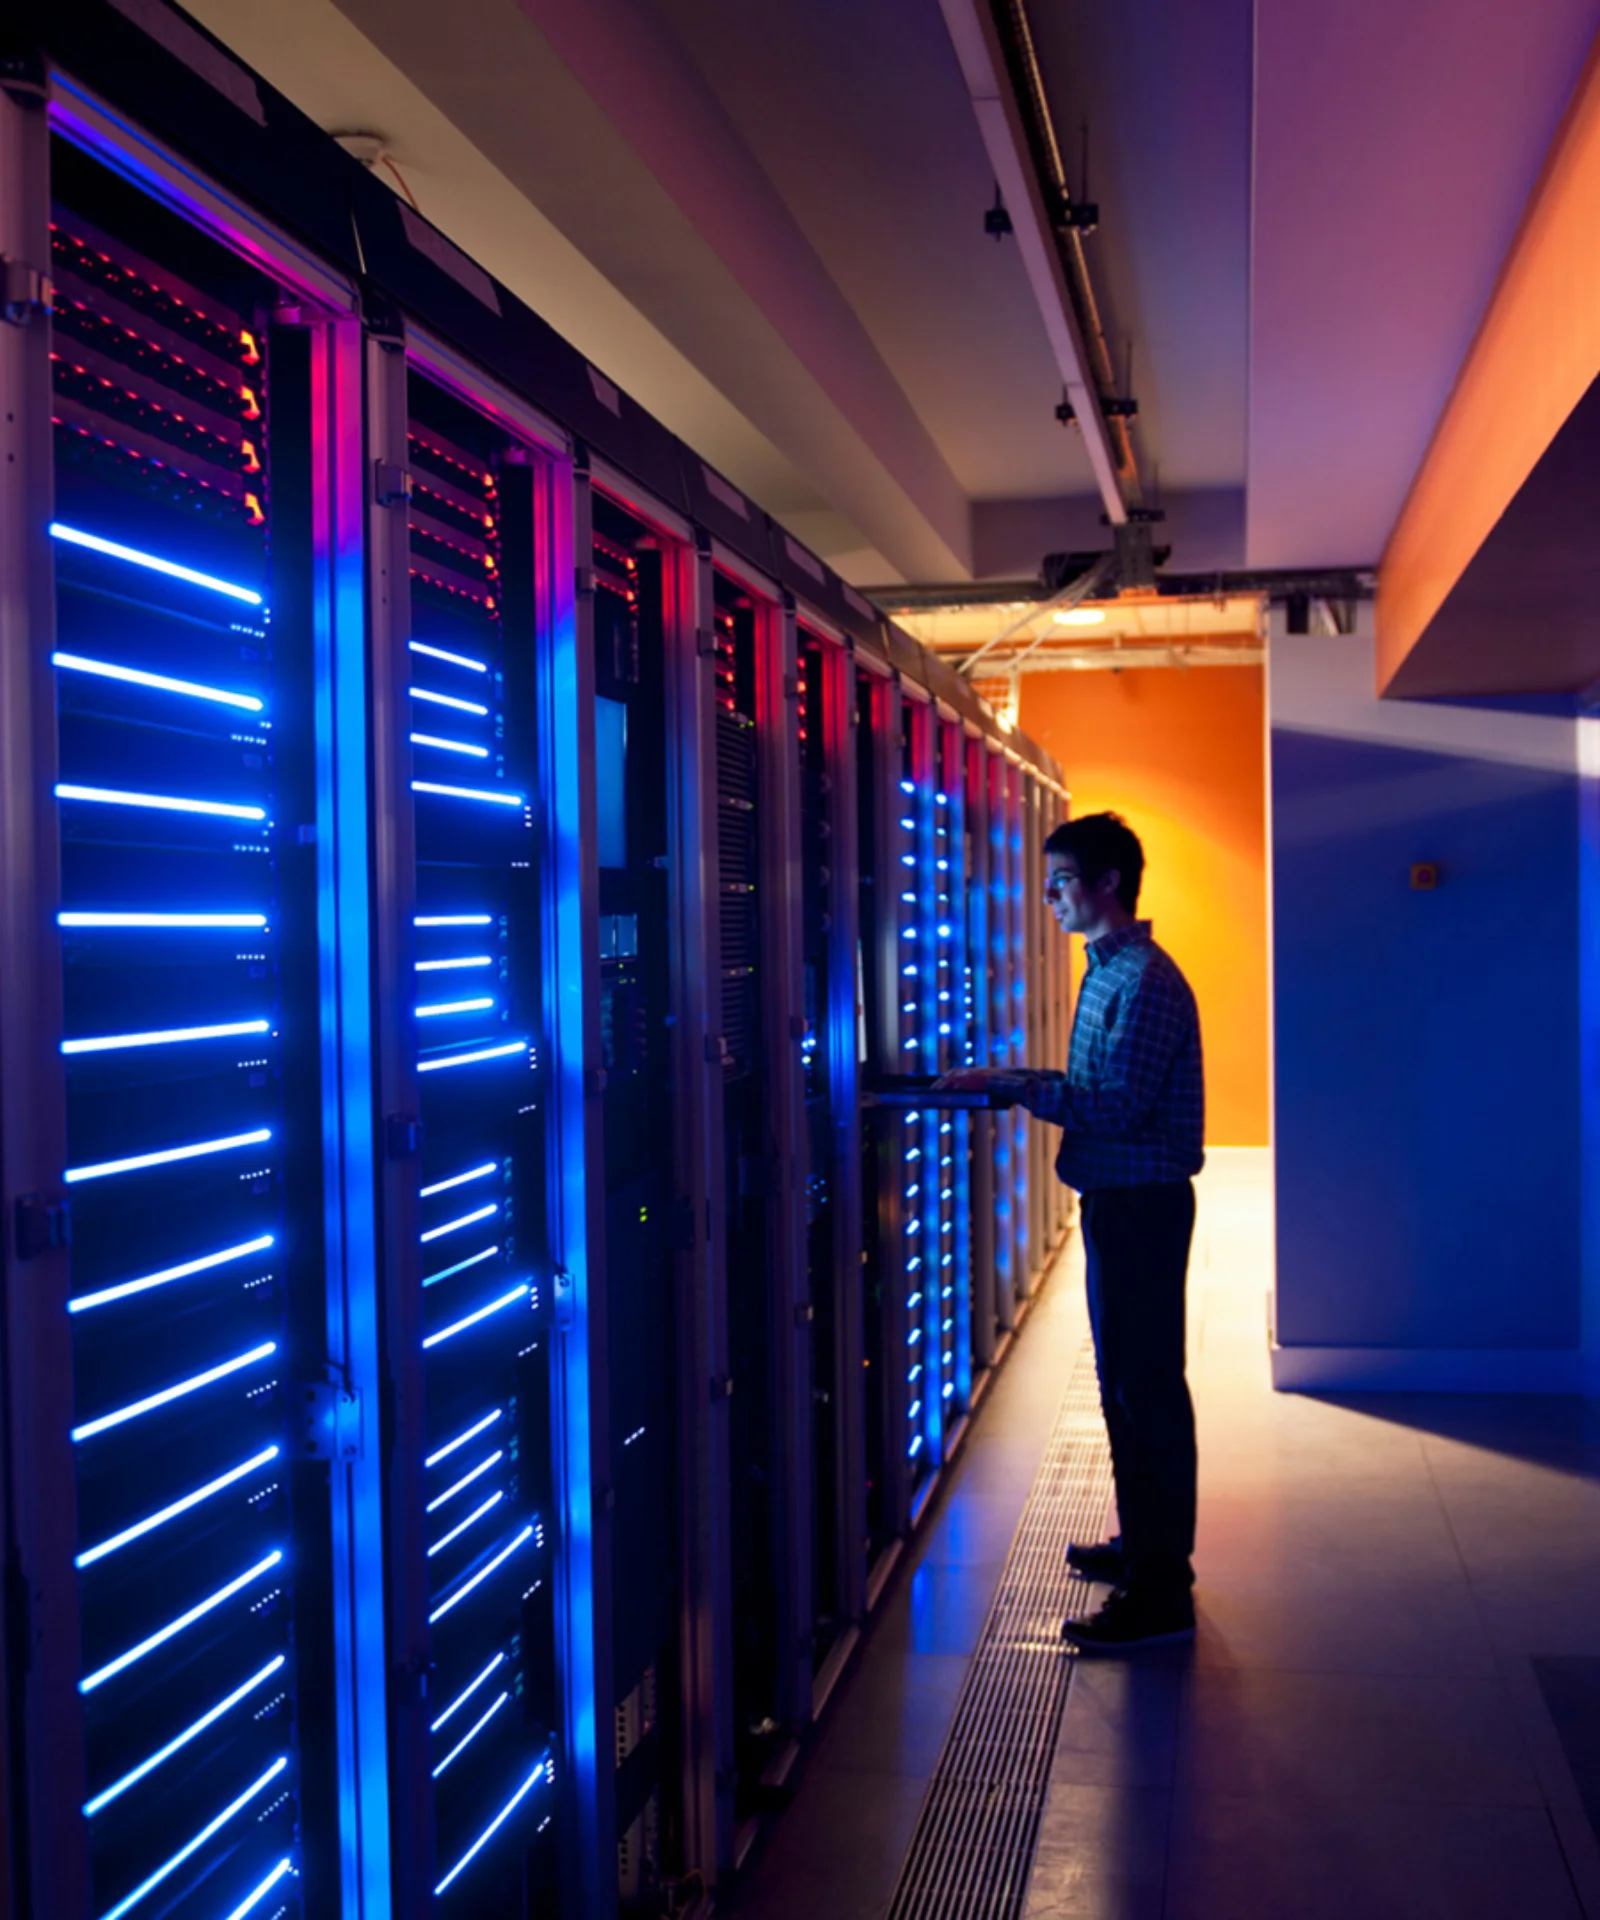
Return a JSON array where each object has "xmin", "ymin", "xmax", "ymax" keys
[
  {"xmin": 4, "ymin": 12, "xmax": 1074, "ymax": 1917},
  {"xmin": 0, "ymin": 83, "xmax": 393, "ymax": 1920},
  {"xmin": 366, "ymin": 328, "xmax": 569, "ymax": 1917},
  {"xmin": 795, "ymin": 622, "xmax": 867, "ymax": 1701}
]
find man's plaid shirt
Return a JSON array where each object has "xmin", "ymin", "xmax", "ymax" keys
[{"xmin": 1029, "ymin": 921, "xmax": 1205, "ymax": 1192}]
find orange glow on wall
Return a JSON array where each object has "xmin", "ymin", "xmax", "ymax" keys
[
  {"xmin": 1379, "ymin": 31, "xmax": 1600, "ymax": 692},
  {"xmin": 1019, "ymin": 665, "xmax": 1270, "ymax": 1147}
]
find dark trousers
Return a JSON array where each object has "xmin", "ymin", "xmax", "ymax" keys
[{"xmin": 1080, "ymin": 1181, "xmax": 1198, "ymax": 1595}]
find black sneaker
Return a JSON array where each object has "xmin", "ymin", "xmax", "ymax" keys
[
  {"xmin": 1065, "ymin": 1539, "xmax": 1127, "ymax": 1583},
  {"xmin": 1061, "ymin": 1586, "xmax": 1195, "ymax": 1653}
]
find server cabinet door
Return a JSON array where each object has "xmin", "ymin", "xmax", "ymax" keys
[
  {"xmin": 796, "ymin": 629, "xmax": 865, "ymax": 1683},
  {"xmin": 371, "ymin": 358, "xmax": 561, "ymax": 1915},
  {"xmin": 985, "ymin": 751, "xmax": 1017, "ymax": 1334},
  {"xmin": 588, "ymin": 487, "xmax": 692, "ymax": 1911},
  {"xmin": 708, "ymin": 568, "xmax": 810, "ymax": 1817},
  {"xmin": 854, "ymin": 665, "xmax": 910, "ymax": 1559},
  {"xmin": 934, "ymin": 718, "xmax": 974, "ymax": 1430},
  {"xmin": 964, "ymin": 735, "xmax": 997, "ymax": 1374},
  {"xmin": 898, "ymin": 694, "xmax": 945, "ymax": 1487},
  {"xmin": 33, "ymin": 133, "xmax": 361, "ymax": 1920}
]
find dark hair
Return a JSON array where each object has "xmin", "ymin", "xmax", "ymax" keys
[{"xmin": 1043, "ymin": 812, "xmax": 1144, "ymax": 912}]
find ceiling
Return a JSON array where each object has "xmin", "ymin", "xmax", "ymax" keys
[{"xmin": 181, "ymin": 0, "xmax": 1600, "ymax": 591}]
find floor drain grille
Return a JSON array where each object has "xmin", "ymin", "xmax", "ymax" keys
[{"xmin": 885, "ymin": 1340, "xmax": 1112, "ymax": 1920}]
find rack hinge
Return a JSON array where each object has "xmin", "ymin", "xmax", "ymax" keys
[
  {"xmin": 1, "ymin": 259, "xmax": 51, "ymax": 327},
  {"xmin": 298, "ymin": 1373, "xmax": 362, "ymax": 1462},
  {"xmin": 385, "ymin": 1112, "xmax": 423, "ymax": 1159},
  {"xmin": 695, "ymin": 626, "xmax": 718, "ymax": 658},
  {"xmin": 13, "ymin": 1193, "xmax": 69, "ymax": 1260},
  {"xmin": 373, "ymin": 460, "xmax": 412, "ymax": 507}
]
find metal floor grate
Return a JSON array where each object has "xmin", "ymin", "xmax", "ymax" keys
[{"xmin": 885, "ymin": 1340, "xmax": 1112, "ymax": 1920}]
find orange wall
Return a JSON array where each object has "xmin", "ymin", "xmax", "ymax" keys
[{"xmin": 1018, "ymin": 665, "xmax": 1270, "ymax": 1146}]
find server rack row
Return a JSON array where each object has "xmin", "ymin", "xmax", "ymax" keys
[{"xmin": 0, "ymin": 16, "xmax": 1071, "ymax": 1919}]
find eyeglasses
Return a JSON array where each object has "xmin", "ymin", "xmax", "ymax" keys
[{"xmin": 1042, "ymin": 872, "xmax": 1079, "ymax": 899}]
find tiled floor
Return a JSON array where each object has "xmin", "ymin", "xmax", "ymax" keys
[
  {"xmin": 734, "ymin": 1152, "xmax": 1600, "ymax": 1920},
  {"xmin": 1032, "ymin": 1149, "xmax": 1600, "ymax": 1920}
]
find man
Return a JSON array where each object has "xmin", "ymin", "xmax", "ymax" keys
[{"xmin": 941, "ymin": 811, "xmax": 1203, "ymax": 1650}]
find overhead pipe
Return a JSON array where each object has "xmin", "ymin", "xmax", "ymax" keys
[{"xmin": 935, "ymin": 0, "xmax": 1134, "ymax": 525}]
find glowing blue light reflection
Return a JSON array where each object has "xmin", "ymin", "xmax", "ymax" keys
[
  {"xmin": 69, "ymin": 1234, "xmax": 274, "ymax": 1314},
  {"xmin": 427, "ymin": 1450, "xmax": 505, "ymax": 1513},
  {"xmin": 428, "ymin": 1490, "xmax": 504, "ymax": 1557},
  {"xmin": 59, "ymin": 911, "xmax": 267, "ymax": 929},
  {"xmin": 84, "ymin": 1656, "xmax": 285, "ymax": 1816},
  {"xmin": 426, "ymin": 1409, "xmax": 503, "ymax": 1469},
  {"xmin": 63, "ymin": 1017, "xmax": 269, "ymax": 1056},
  {"xmin": 98, "ymin": 1760, "xmax": 287, "ymax": 1920},
  {"xmin": 431, "ymin": 1651, "xmax": 508, "ymax": 1733},
  {"xmin": 418, "ymin": 1041, "xmax": 526, "ymax": 1073},
  {"xmin": 411, "ymin": 687, "xmax": 488, "ymax": 717},
  {"xmin": 76, "ymin": 1446, "xmax": 280, "ymax": 1567},
  {"xmin": 424, "ymin": 1246, "xmax": 500, "ymax": 1288},
  {"xmin": 65, "ymin": 1125, "xmax": 272, "ymax": 1185},
  {"xmin": 420, "ymin": 1203, "xmax": 498, "ymax": 1245},
  {"xmin": 432, "ymin": 1691, "xmax": 509, "ymax": 1778},
  {"xmin": 434, "ymin": 1757, "xmax": 548, "ymax": 1893},
  {"xmin": 413, "ymin": 780, "xmax": 523, "ymax": 809},
  {"xmin": 422, "ymin": 1283, "xmax": 530, "ymax": 1350},
  {"xmin": 56, "ymin": 783, "xmax": 266, "ymax": 823},
  {"xmin": 72, "ymin": 1343, "xmax": 277, "ymax": 1442},
  {"xmin": 429, "ymin": 1524, "xmax": 535, "ymax": 1624},
  {"xmin": 80, "ymin": 1551, "xmax": 283, "ymax": 1693},
  {"xmin": 412, "ymin": 731, "xmax": 490, "ymax": 758},
  {"xmin": 410, "ymin": 640, "xmax": 488, "ymax": 673},
  {"xmin": 49, "ymin": 522, "xmax": 263, "ymax": 605},
  {"xmin": 221, "ymin": 1859, "xmax": 296, "ymax": 1920}
]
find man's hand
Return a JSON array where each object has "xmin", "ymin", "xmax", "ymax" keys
[{"xmin": 933, "ymin": 1067, "xmax": 1037, "ymax": 1105}]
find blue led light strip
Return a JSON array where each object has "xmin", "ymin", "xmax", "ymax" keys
[
  {"xmin": 417, "ymin": 956, "xmax": 495, "ymax": 974},
  {"xmin": 421, "ymin": 1161, "xmax": 499, "ymax": 1197},
  {"xmin": 412, "ymin": 732, "xmax": 489, "ymax": 758},
  {"xmin": 52, "ymin": 651, "xmax": 264, "ymax": 713},
  {"xmin": 65, "ymin": 1127, "xmax": 271, "ymax": 1184},
  {"xmin": 410, "ymin": 687, "xmax": 488, "ymax": 717},
  {"xmin": 56, "ymin": 784, "xmax": 267, "ymax": 823},
  {"xmin": 62, "ymin": 1017, "xmax": 269, "ymax": 1056},
  {"xmin": 71, "ymin": 1342, "xmax": 277, "ymax": 1442},
  {"xmin": 422, "ymin": 1284, "xmax": 530, "ymax": 1351},
  {"xmin": 76, "ymin": 1445, "xmax": 280, "ymax": 1567},
  {"xmin": 49, "ymin": 522, "xmax": 263, "ymax": 606},
  {"xmin": 432, "ymin": 1691, "xmax": 510, "ymax": 1778},
  {"xmin": 96, "ymin": 1757, "xmax": 287, "ymax": 1920},
  {"xmin": 59, "ymin": 911, "xmax": 268, "ymax": 929},
  {"xmin": 420, "ymin": 1203, "xmax": 498, "ymax": 1245},
  {"xmin": 428, "ymin": 1490, "xmax": 504, "ymax": 1557},
  {"xmin": 417, "ymin": 1040, "xmax": 525, "ymax": 1073},
  {"xmin": 417, "ymin": 997, "xmax": 495, "ymax": 1018},
  {"xmin": 424, "ymin": 1245, "xmax": 500, "ymax": 1289},
  {"xmin": 416, "ymin": 914, "xmax": 493, "ymax": 928},
  {"xmin": 427, "ymin": 1450, "xmax": 504, "ymax": 1513},
  {"xmin": 83, "ymin": 1655, "xmax": 286, "ymax": 1817},
  {"xmin": 68, "ymin": 1234, "xmax": 274, "ymax": 1314},
  {"xmin": 412, "ymin": 781, "xmax": 523, "ymax": 809},
  {"xmin": 411, "ymin": 640, "xmax": 488, "ymax": 673},
  {"xmin": 221, "ymin": 1859, "xmax": 296, "ymax": 1920},
  {"xmin": 431, "ymin": 1650, "xmax": 507, "ymax": 1732},
  {"xmin": 80, "ymin": 1551, "xmax": 283, "ymax": 1693},
  {"xmin": 426, "ymin": 1409, "xmax": 504, "ymax": 1469},
  {"xmin": 428, "ymin": 1524, "xmax": 534, "ymax": 1623},
  {"xmin": 433, "ymin": 1758, "xmax": 548, "ymax": 1894}
]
